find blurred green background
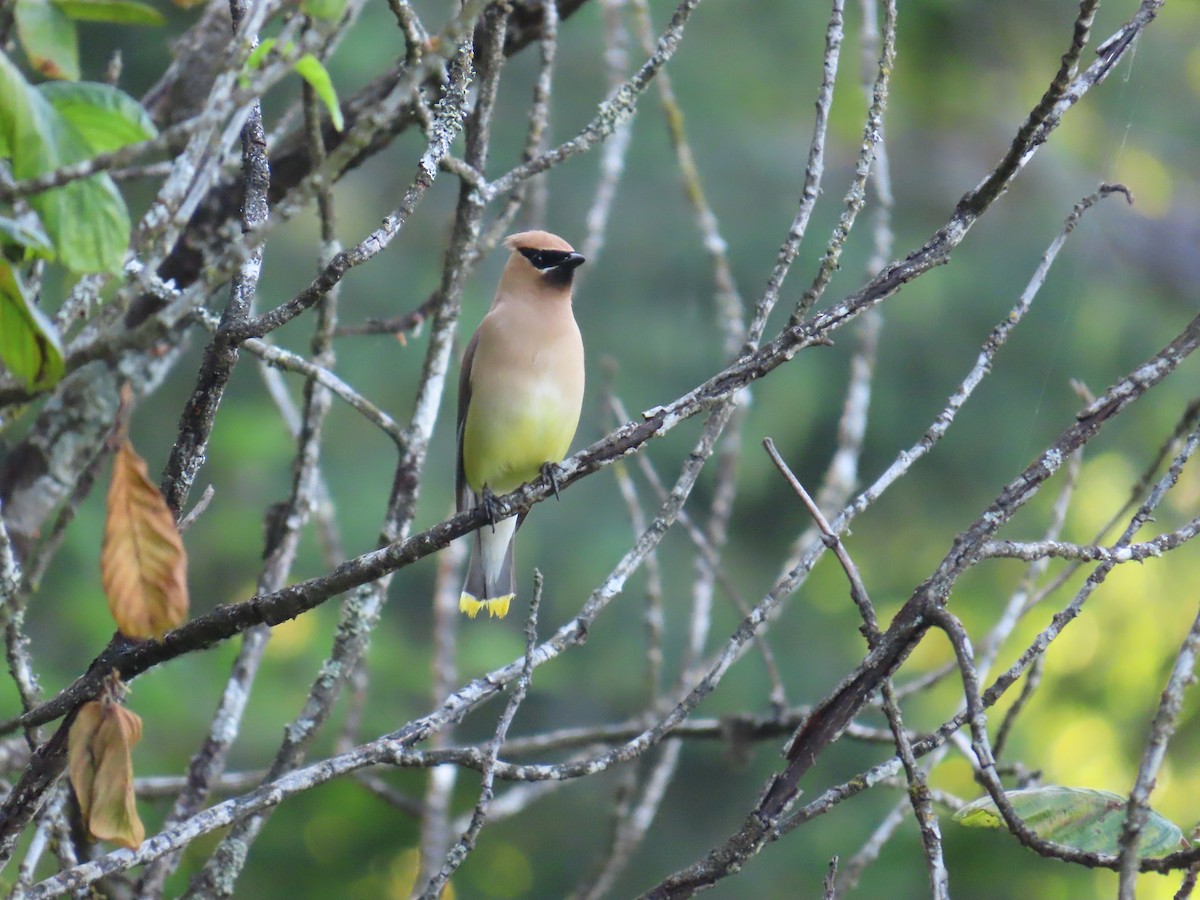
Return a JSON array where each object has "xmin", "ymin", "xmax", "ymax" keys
[{"xmin": 6, "ymin": 0, "xmax": 1200, "ymax": 896}]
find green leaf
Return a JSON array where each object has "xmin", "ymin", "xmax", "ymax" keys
[
  {"xmin": 0, "ymin": 52, "xmax": 131, "ymax": 273},
  {"xmin": 301, "ymin": 0, "xmax": 347, "ymax": 21},
  {"xmin": 954, "ymin": 787, "xmax": 1184, "ymax": 859},
  {"xmin": 1, "ymin": 55, "xmax": 46, "ymax": 171},
  {"xmin": 14, "ymin": 0, "xmax": 80, "ymax": 80},
  {"xmin": 0, "ymin": 51, "xmax": 55, "ymax": 175},
  {"xmin": 38, "ymin": 81, "xmax": 158, "ymax": 152},
  {"xmin": 294, "ymin": 54, "xmax": 344, "ymax": 132},
  {"xmin": 245, "ymin": 37, "xmax": 278, "ymax": 71},
  {"xmin": 29, "ymin": 174, "xmax": 129, "ymax": 273},
  {"xmin": 0, "ymin": 261, "xmax": 65, "ymax": 390},
  {"xmin": 0, "ymin": 215, "xmax": 56, "ymax": 260},
  {"xmin": 53, "ymin": 0, "xmax": 165, "ymax": 25}
]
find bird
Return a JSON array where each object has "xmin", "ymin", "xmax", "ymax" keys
[{"xmin": 456, "ymin": 230, "xmax": 586, "ymax": 619}]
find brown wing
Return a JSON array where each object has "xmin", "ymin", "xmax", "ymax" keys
[{"xmin": 455, "ymin": 330, "xmax": 480, "ymax": 513}]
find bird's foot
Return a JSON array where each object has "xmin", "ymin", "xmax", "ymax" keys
[
  {"xmin": 479, "ymin": 487, "xmax": 501, "ymax": 532},
  {"xmin": 541, "ymin": 461, "xmax": 564, "ymax": 501}
]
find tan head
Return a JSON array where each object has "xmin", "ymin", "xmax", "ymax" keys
[{"xmin": 499, "ymin": 231, "xmax": 586, "ymax": 295}]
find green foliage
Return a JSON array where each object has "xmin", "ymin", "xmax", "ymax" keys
[
  {"xmin": 14, "ymin": 0, "xmax": 79, "ymax": 80},
  {"xmin": 38, "ymin": 81, "xmax": 158, "ymax": 151},
  {"xmin": 294, "ymin": 54, "xmax": 344, "ymax": 132},
  {"xmin": 246, "ymin": 40, "xmax": 344, "ymax": 132},
  {"xmin": 0, "ymin": 261, "xmax": 65, "ymax": 389},
  {"xmin": 244, "ymin": 37, "xmax": 281, "ymax": 71},
  {"xmin": 13, "ymin": 0, "xmax": 163, "ymax": 82},
  {"xmin": 27, "ymin": 167, "xmax": 129, "ymax": 275},
  {"xmin": 54, "ymin": 0, "xmax": 165, "ymax": 26},
  {"xmin": 955, "ymin": 787, "xmax": 1184, "ymax": 858},
  {"xmin": 0, "ymin": 215, "xmax": 55, "ymax": 260},
  {"xmin": 300, "ymin": 0, "xmax": 347, "ymax": 23},
  {"xmin": 0, "ymin": 51, "xmax": 157, "ymax": 273}
]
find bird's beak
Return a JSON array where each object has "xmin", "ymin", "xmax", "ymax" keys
[{"xmin": 559, "ymin": 252, "xmax": 586, "ymax": 271}]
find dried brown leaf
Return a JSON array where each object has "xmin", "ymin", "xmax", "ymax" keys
[
  {"xmin": 101, "ymin": 438, "xmax": 189, "ymax": 640},
  {"xmin": 67, "ymin": 701, "xmax": 104, "ymax": 826},
  {"xmin": 67, "ymin": 698, "xmax": 146, "ymax": 849}
]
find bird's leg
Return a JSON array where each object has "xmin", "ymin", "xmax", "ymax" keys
[
  {"xmin": 479, "ymin": 487, "xmax": 501, "ymax": 533},
  {"xmin": 540, "ymin": 461, "xmax": 563, "ymax": 501}
]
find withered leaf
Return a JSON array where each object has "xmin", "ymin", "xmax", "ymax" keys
[
  {"xmin": 67, "ymin": 699, "xmax": 145, "ymax": 849},
  {"xmin": 101, "ymin": 438, "xmax": 189, "ymax": 640}
]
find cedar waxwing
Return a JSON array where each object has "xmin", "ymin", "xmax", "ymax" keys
[{"xmin": 456, "ymin": 231, "xmax": 586, "ymax": 619}]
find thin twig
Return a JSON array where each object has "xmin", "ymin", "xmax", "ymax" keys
[
  {"xmin": 419, "ymin": 572, "xmax": 543, "ymax": 899},
  {"xmin": 605, "ymin": 410, "xmax": 665, "ymax": 702},
  {"xmin": 417, "ymin": 528, "xmax": 465, "ymax": 889},
  {"xmin": 221, "ymin": 49, "xmax": 473, "ymax": 343},
  {"xmin": 790, "ymin": 0, "xmax": 895, "ymax": 325},
  {"xmin": 744, "ymin": 0, "xmax": 845, "ymax": 350},
  {"xmin": 581, "ymin": 0, "xmax": 634, "ymax": 263},
  {"xmin": 763, "ymin": 438, "xmax": 879, "ymax": 643},
  {"xmin": 182, "ymin": 41, "xmax": 481, "ymax": 900},
  {"xmin": 485, "ymin": 0, "xmax": 703, "ymax": 199},
  {"xmin": 823, "ymin": 856, "xmax": 839, "ymax": 900},
  {"xmin": 522, "ymin": 0, "xmax": 558, "ymax": 226},
  {"xmin": 137, "ymin": 3, "xmax": 274, "ymax": 887},
  {"xmin": 1117, "ymin": 596, "xmax": 1200, "ymax": 894},
  {"xmin": 765, "ymin": 439, "xmax": 947, "ymax": 897}
]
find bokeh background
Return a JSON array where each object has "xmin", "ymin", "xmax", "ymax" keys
[{"xmin": 5, "ymin": 0, "xmax": 1200, "ymax": 896}]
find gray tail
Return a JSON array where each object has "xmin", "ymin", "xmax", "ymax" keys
[{"xmin": 459, "ymin": 527, "xmax": 517, "ymax": 618}]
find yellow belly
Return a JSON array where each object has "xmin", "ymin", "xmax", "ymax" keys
[{"xmin": 462, "ymin": 379, "xmax": 579, "ymax": 495}]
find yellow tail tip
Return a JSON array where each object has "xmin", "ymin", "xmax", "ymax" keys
[
  {"xmin": 459, "ymin": 593, "xmax": 514, "ymax": 619},
  {"xmin": 459, "ymin": 594, "xmax": 485, "ymax": 619},
  {"xmin": 487, "ymin": 595, "xmax": 513, "ymax": 619}
]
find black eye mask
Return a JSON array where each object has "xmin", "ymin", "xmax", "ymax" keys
[
  {"xmin": 518, "ymin": 247, "xmax": 586, "ymax": 286},
  {"xmin": 519, "ymin": 248, "xmax": 584, "ymax": 271}
]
